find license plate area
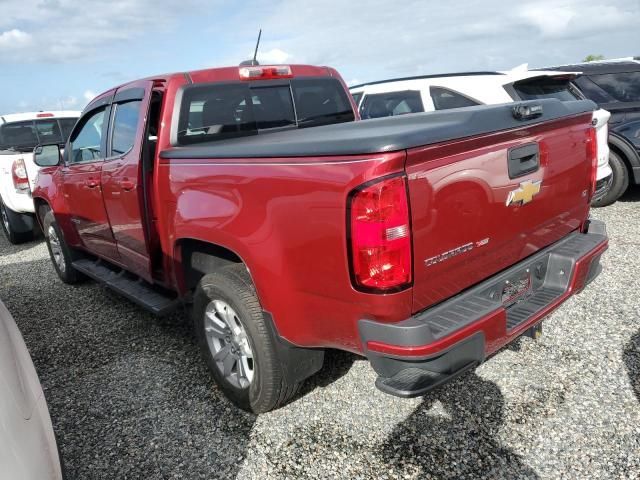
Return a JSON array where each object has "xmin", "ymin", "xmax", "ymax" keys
[{"xmin": 501, "ymin": 270, "xmax": 532, "ymax": 307}]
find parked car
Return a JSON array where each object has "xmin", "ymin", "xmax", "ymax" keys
[
  {"xmin": 541, "ymin": 59, "xmax": 640, "ymax": 206},
  {"xmin": 349, "ymin": 66, "xmax": 613, "ymax": 206},
  {"xmin": 0, "ymin": 111, "xmax": 80, "ymax": 244},
  {"xmin": 32, "ymin": 62, "xmax": 607, "ymax": 413},
  {"xmin": 0, "ymin": 299, "xmax": 63, "ymax": 479}
]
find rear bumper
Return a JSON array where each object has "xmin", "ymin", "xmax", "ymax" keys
[{"xmin": 359, "ymin": 219, "xmax": 608, "ymax": 397}]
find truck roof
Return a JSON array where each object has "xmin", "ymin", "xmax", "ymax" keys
[
  {"xmin": 0, "ymin": 110, "xmax": 81, "ymax": 123},
  {"xmin": 87, "ymin": 64, "xmax": 340, "ymax": 110}
]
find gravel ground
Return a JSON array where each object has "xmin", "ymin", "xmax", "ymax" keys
[{"xmin": 1, "ymin": 189, "xmax": 639, "ymax": 480}]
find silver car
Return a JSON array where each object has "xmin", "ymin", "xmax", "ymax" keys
[{"xmin": 0, "ymin": 299, "xmax": 63, "ymax": 479}]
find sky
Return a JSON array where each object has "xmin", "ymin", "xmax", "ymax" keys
[{"xmin": 0, "ymin": 0, "xmax": 638, "ymax": 114}]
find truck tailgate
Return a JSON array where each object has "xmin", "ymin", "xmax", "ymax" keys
[{"xmin": 406, "ymin": 113, "xmax": 593, "ymax": 314}]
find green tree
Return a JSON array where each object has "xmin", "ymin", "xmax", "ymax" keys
[{"xmin": 583, "ymin": 54, "xmax": 605, "ymax": 62}]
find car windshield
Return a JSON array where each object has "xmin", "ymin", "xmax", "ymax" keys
[
  {"xmin": 176, "ymin": 77, "xmax": 355, "ymax": 145},
  {"xmin": 0, "ymin": 117, "xmax": 79, "ymax": 152}
]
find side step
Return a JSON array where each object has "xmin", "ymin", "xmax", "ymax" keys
[{"xmin": 72, "ymin": 259, "xmax": 180, "ymax": 316}]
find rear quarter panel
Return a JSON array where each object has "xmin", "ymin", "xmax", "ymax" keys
[{"xmin": 157, "ymin": 152, "xmax": 412, "ymax": 351}]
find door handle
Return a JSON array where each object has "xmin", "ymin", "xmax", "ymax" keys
[
  {"xmin": 120, "ymin": 179, "xmax": 136, "ymax": 191},
  {"xmin": 85, "ymin": 178, "xmax": 99, "ymax": 189}
]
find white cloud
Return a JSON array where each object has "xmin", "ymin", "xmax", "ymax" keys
[
  {"xmin": 0, "ymin": 29, "xmax": 32, "ymax": 49},
  {"xmin": 258, "ymin": 48, "xmax": 292, "ymax": 64},
  {"xmin": 83, "ymin": 90, "xmax": 97, "ymax": 102}
]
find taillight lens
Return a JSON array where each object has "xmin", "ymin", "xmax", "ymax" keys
[
  {"xmin": 587, "ymin": 127, "xmax": 598, "ymax": 199},
  {"xmin": 349, "ymin": 175, "xmax": 412, "ymax": 291},
  {"xmin": 12, "ymin": 158, "xmax": 29, "ymax": 193}
]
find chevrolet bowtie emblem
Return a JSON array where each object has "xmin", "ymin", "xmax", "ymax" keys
[{"xmin": 506, "ymin": 180, "xmax": 542, "ymax": 207}]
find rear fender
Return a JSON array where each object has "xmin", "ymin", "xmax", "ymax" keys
[{"xmin": 32, "ymin": 167, "xmax": 81, "ymax": 245}]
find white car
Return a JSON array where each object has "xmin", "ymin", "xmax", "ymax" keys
[
  {"xmin": 350, "ymin": 66, "xmax": 612, "ymax": 204},
  {"xmin": 0, "ymin": 111, "xmax": 80, "ymax": 243},
  {"xmin": 0, "ymin": 299, "xmax": 63, "ymax": 480}
]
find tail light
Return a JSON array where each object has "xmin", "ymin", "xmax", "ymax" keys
[
  {"xmin": 12, "ymin": 158, "xmax": 30, "ymax": 193},
  {"xmin": 239, "ymin": 65, "xmax": 293, "ymax": 81},
  {"xmin": 348, "ymin": 175, "xmax": 412, "ymax": 292},
  {"xmin": 587, "ymin": 127, "xmax": 598, "ymax": 199}
]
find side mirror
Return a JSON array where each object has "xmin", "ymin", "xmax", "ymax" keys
[{"xmin": 33, "ymin": 144, "xmax": 62, "ymax": 167}]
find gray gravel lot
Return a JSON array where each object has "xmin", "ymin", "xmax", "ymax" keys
[{"xmin": 1, "ymin": 189, "xmax": 640, "ymax": 479}]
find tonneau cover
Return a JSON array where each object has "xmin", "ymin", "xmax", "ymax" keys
[{"xmin": 161, "ymin": 99, "xmax": 595, "ymax": 159}]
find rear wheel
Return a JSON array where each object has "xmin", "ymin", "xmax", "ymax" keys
[
  {"xmin": 43, "ymin": 211, "xmax": 84, "ymax": 284},
  {"xmin": 592, "ymin": 151, "xmax": 629, "ymax": 208},
  {"xmin": 193, "ymin": 264, "xmax": 301, "ymax": 413},
  {"xmin": 0, "ymin": 200, "xmax": 34, "ymax": 244}
]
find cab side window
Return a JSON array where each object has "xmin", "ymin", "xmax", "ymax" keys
[
  {"xmin": 111, "ymin": 101, "xmax": 142, "ymax": 156},
  {"xmin": 69, "ymin": 108, "xmax": 106, "ymax": 164}
]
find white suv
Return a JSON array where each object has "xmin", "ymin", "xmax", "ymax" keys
[
  {"xmin": 0, "ymin": 111, "xmax": 80, "ymax": 243},
  {"xmin": 350, "ymin": 66, "xmax": 613, "ymax": 205}
]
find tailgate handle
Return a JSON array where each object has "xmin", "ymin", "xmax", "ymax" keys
[{"xmin": 508, "ymin": 143, "xmax": 539, "ymax": 179}]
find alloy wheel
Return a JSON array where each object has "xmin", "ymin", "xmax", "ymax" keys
[
  {"xmin": 204, "ymin": 299, "xmax": 255, "ymax": 388},
  {"xmin": 47, "ymin": 225, "xmax": 65, "ymax": 273}
]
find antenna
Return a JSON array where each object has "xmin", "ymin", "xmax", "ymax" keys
[
  {"xmin": 252, "ymin": 29, "xmax": 262, "ymax": 66},
  {"xmin": 239, "ymin": 29, "xmax": 263, "ymax": 66}
]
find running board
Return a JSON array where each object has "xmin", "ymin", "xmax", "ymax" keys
[{"xmin": 72, "ymin": 259, "xmax": 180, "ymax": 316}]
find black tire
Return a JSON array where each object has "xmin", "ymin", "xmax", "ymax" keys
[
  {"xmin": 193, "ymin": 264, "xmax": 301, "ymax": 413},
  {"xmin": 592, "ymin": 150, "xmax": 629, "ymax": 208},
  {"xmin": 42, "ymin": 211, "xmax": 84, "ymax": 284},
  {"xmin": 0, "ymin": 200, "xmax": 34, "ymax": 244}
]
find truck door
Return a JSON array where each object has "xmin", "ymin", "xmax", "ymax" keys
[
  {"xmin": 100, "ymin": 82, "xmax": 154, "ymax": 281},
  {"xmin": 62, "ymin": 104, "xmax": 120, "ymax": 260}
]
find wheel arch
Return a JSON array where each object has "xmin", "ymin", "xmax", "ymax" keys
[
  {"xmin": 174, "ymin": 237, "xmax": 248, "ymax": 294},
  {"xmin": 609, "ymin": 132, "xmax": 640, "ymax": 184},
  {"xmin": 32, "ymin": 197, "xmax": 52, "ymax": 231}
]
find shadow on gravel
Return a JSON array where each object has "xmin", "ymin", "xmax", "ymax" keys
[
  {"xmin": 380, "ymin": 372, "xmax": 539, "ymax": 479},
  {"xmin": 297, "ymin": 349, "xmax": 358, "ymax": 395},
  {"xmin": 0, "ymin": 236, "xmax": 44, "ymax": 256},
  {"xmin": 623, "ymin": 330, "xmax": 640, "ymax": 402},
  {"xmin": 618, "ymin": 185, "xmax": 640, "ymax": 203}
]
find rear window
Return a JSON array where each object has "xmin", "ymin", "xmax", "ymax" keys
[
  {"xmin": 351, "ymin": 91, "xmax": 363, "ymax": 106},
  {"xmin": 176, "ymin": 77, "xmax": 354, "ymax": 145},
  {"xmin": 359, "ymin": 90, "xmax": 424, "ymax": 119},
  {"xmin": 430, "ymin": 87, "xmax": 481, "ymax": 110},
  {"xmin": 0, "ymin": 121, "xmax": 37, "ymax": 150},
  {"xmin": 512, "ymin": 78, "xmax": 581, "ymax": 101},
  {"xmin": 586, "ymin": 72, "xmax": 640, "ymax": 103},
  {"xmin": 0, "ymin": 117, "xmax": 79, "ymax": 151}
]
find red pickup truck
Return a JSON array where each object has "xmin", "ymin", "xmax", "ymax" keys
[{"xmin": 32, "ymin": 63, "xmax": 608, "ymax": 413}]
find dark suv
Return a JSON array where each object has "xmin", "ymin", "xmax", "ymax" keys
[{"xmin": 546, "ymin": 59, "xmax": 640, "ymax": 206}]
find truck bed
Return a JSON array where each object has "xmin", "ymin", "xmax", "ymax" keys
[{"xmin": 160, "ymin": 99, "xmax": 596, "ymax": 159}]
